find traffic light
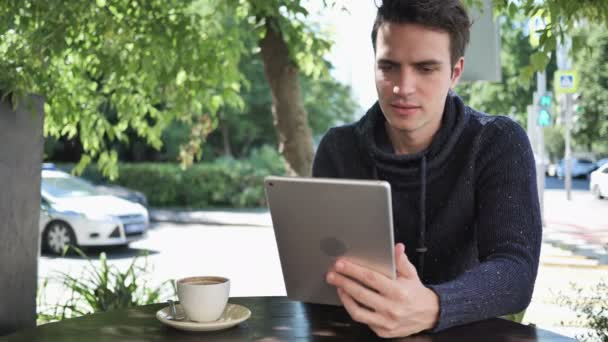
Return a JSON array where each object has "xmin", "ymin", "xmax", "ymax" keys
[
  {"xmin": 537, "ymin": 92, "xmax": 552, "ymax": 127},
  {"xmin": 573, "ymin": 93, "xmax": 583, "ymax": 114}
]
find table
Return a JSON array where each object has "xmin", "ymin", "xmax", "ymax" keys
[{"xmin": 5, "ymin": 296, "xmax": 575, "ymax": 341}]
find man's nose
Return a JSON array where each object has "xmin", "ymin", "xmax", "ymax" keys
[{"xmin": 392, "ymin": 69, "xmax": 415, "ymax": 96}]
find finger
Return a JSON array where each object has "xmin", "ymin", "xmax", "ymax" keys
[
  {"xmin": 337, "ymin": 288, "xmax": 387, "ymax": 328},
  {"xmin": 327, "ymin": 270, "xmax": 389, "ymax": 312},
  {"xmin": 395, "ymin": 243, "xmax": 418, "ymax": 278},
  {"xmin": 369, "ymin": 326, "xmax": 394, "ymax": 339},
  {"xmin": 332, "ymin": 259, "xmax": 393, "ymax": 294}
]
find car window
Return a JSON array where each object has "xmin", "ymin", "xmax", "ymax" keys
[
  {"xmin": 578, "ymin": 159, "xmax": 593, "ymax": 164},
  {"xmin": 41, "ymin": 176, "xmax": 99, "ymax": 198}
]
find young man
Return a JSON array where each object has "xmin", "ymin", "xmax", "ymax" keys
[{"xmin": 314, "ymin": 0, "xmax": 542, "ymax": 338}]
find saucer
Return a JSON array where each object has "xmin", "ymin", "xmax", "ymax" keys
[{"xmin": 156, "ymin": 303, "xmax": 251, "ymax": 332}]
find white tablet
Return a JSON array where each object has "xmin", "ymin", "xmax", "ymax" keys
[{"xmin": 264, "ymin": 176, "xmax": 396, "ymax": 306}]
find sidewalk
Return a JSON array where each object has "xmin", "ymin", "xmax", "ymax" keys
[
  {"xmin": 543, "ymin": 189, "xmax": 608, "ymax": 264},
  {"xmin": 150, "ymin": 208, "xmax": 273, "ymax": 227}
]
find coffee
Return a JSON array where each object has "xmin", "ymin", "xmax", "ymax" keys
[
  {"xmin": 176, "ymin": 275, "xmax": 231, "ymax": 322},
  {"xmin": 180, "ymin": 276, "xmax": 227, "ymax": 286}
]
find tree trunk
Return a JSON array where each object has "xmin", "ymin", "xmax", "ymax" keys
[
  {"xmin": 0, "ymin": 95, "xmax": 44, "ymax": 335},
  {"xmin": 259, "ymin": 19, "xmax": 314, "ymax": 177},
  {"xmin": 219, "ymin": 113, "xmax": 233, "ymax": 158}
]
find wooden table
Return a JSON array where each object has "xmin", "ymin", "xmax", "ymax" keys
[{"xmin": 5, "ymin": 296, "xmax": 575, "ymax": 341}]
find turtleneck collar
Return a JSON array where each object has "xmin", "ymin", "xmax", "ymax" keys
[{"xmin": 355, "ymin": 93, "xmax": 469, "ymax": 187}]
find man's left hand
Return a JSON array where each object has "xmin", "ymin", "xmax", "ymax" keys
[{"xmin": 326, "ymin": 243, "xmax": 440, "ymax": 338}]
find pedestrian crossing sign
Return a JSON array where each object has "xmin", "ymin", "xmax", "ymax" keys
[{"xmin": 554, "ymin": 70, "xmax": 579, "ymax": 94}]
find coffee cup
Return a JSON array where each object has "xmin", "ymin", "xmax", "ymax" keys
[{"xmin": 176, "ymin": 276, "xmax": 230, "ymax": 322}]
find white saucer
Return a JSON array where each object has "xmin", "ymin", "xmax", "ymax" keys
[{"xmin": 156, "ymin": 303, "xmax": 251, "ymax": 332}]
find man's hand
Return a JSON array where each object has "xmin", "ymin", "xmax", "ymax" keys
[{"xmin": 326, "ymin": 243, "xmax": 440, "ymax": 338}]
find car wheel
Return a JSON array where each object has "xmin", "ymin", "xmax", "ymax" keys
[
  {"xmin": 592, "ymin": 185, "xmax": 605, "ymax": 199},
  {"xmin": 43, "ymin": 221, "xmax": 78, "ymax": 255}
]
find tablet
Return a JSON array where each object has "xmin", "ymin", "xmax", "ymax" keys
[{"xmin": 264, "ymin": 176, "xmax": 396, "ymax": 306}]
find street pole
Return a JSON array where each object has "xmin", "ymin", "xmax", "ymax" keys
[
  {"xmin": 536, "ymin": 71, "xmax": 546, "ymax": 224},
  {"xmin": 564, "ymin": 93, "xmax": 573, "ymax": 200},
  {"xmin": 557, "ymin": 36, "xmax": 573, "ymax": 201}
]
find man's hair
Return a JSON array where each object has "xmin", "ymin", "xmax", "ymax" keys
[{"xmin": 371, "ymin": 0, "xmax": 471, "ymax": 67}]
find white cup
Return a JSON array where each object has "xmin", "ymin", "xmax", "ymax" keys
[{"xmin": 176, "ymin": 276, "xmax": 230, "ymax": 322}]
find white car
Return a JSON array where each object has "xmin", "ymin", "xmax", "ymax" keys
[
  {"xmin": 590, "ymin": 163, "xmax": 608, "ymax": 199},
  {"xmin": 40, "ymin": 169, "xmax": 149, "ymax": 255}
]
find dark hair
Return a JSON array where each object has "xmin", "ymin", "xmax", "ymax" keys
[{"xmin": 371, "ymin": 0, "xmax": 471, "ymax": 66}]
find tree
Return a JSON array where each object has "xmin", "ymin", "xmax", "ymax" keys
[
  {"xmin": 570, "ymin": 24, "xmax": 608, "ymax": 156},
  {"xmin": 486, "ymin": 0, "xmax": 608, "ymax": 83},
  {"xmin": 241, "ymin": 0, "xmax": 336, "ymax": 176},
  {"xmin": 203, "ymin": 55, "xmax": 358, "ymax": 159},
  {"xmin": 454, "ymin": 15, "xmax": 556, "ymax": 126},
  {"xmin": 0, "ymin": 0, "xmax": 246, "ymax": 178}
]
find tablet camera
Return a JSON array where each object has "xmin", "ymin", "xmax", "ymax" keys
[{"xmin": 320, "ymin": 237, "xmax": 347, "ymax": 257}]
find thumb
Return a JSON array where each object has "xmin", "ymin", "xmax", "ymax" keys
[{"xmin": 395, "ymin": 243, "xmax": 418, "ymax": 278}]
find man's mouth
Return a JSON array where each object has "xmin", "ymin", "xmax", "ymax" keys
[{"xmin": 390, "ymin": 102, "xmax": 421, "ymax": 116}]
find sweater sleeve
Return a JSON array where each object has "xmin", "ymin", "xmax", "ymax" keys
[{"xmin": 427, "ymin": 117, "xmax": 542, "ymax": 331}]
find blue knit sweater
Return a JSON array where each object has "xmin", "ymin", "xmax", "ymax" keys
[{"xmin": 312, "ymin": 94, "xmax": 542, "ymax": 331}]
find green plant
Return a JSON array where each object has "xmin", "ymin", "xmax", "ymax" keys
[
  {"xmin": 37, "ymin": 247, "xmax": 173, "ymax": 325},
  {"xmin": 54, "ymin": 147, "xmax": 287, "ymax": 208},
  {"xmin": 557, "ymin": 278, "xmax": 608, "ymax": 342},
  {"xmin": 557, "ymin": 244, "xmax": 608, "ymax": 342}
]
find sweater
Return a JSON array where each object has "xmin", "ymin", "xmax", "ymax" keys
[{"xmin": 311, "ymin": 93, "xmax": 542, "ymax": 332}]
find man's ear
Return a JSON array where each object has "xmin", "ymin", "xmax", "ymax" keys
[{"xmin": 450, "ymin": 57, "xmax": 465, "ymax": 88}]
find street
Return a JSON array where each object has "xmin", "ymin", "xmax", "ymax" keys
[{"xmin": 38, "ymin": 223, "xmax": 286, "ymax": 300}]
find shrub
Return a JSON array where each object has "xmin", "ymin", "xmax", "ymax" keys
[{"xmin": 53, "ymin": 145, "xmax": 287, "ymax": 208}]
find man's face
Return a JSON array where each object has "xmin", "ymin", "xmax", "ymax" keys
[{"xmin": 374, "ymin": 22, "xmax": 463, "ymax": 138}]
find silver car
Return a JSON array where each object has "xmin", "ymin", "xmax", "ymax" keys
[{"xmin": 40, "ymin": 169, "xmax": 149, "ymax": 255}]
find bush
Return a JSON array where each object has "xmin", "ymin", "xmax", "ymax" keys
[
  {"xmin": 54, "ymin": 145, "xmax": 287, "ymax": 208},
  {"xmin": 559, "ymin": 278, "xmax": 608, "ymax": 342}
]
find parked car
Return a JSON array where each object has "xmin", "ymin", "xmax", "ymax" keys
[
  {"xmin": 40, "ymin": 169, "xmax": 149, "ymax": 255},
  {"xmin": 95, "ymin": 184, "xmax": 149, "ymax": 208},
  {"xmin": 42, "ymin": 163, "xmax": 149, "ymax": 208},
  {"xmin": 590, "ymin": 163, "xmax": 608, "ymax": 199},
  {"xmin": 555, "ymin": 158, "xmax": 597, "ymax": 179}
]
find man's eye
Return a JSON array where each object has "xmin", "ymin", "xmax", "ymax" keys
[
  {"xmin": 419, "ymin": 66, "xmax": 435, "ymax": 73},
  {"xmin": 378, "ymin": 64, "xmax": 394, "ymax": 71}
]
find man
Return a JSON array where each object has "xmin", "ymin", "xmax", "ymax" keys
[{"xmin": 313, "ymin": 0, "xmax": 541, "ymax": 338}]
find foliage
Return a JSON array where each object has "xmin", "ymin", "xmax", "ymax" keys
[
  {"xmin": 202, "ymin": 54, "xmax": 358, "ymax": 159},
  {"xmin": 570, "ymin": 23, "xmax": 608, "ymax": 155},
  {"xmin": 471, "ymin": 0, "xmax": 608, "ymax": 83},
  {"xmin": 37, "ymin": 247, "xmax": 172, "ymax": 324},
  {"xmin": 0, "ymin": 0, "xmax": 246, "ymax": 178},
  {"xmin": 2, "ymin": 0, "xmax": 342, "ymax": 178},
  {"xmin": 455, "ymin": 14, "xmax": 552, "ymax": 125},
  {"xmin": 241, "ymin": 0, "xmax": 334, "ymax": 79},
  {"xmin": 57, "ymin": 145, "xmax": 287, "ymax": 208},
  {"xmin": 558, "ymin": 276, "xmax": 608, "ymax": 342},
  {"xmin": 543, "ymin": 126, "xmax": 565, "ymax": 161}
]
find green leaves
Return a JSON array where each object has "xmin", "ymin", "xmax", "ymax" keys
[
  {"xmin": 530, "ymin": 51, "xmax": 550, "ymax": 70},
  {"xmin": 2, "ymin": 0, "xmax": 246, "ymax": 177},
  {"xmin": 37, "ymin": 246, "xmax": 173, "ymax": 324}
]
